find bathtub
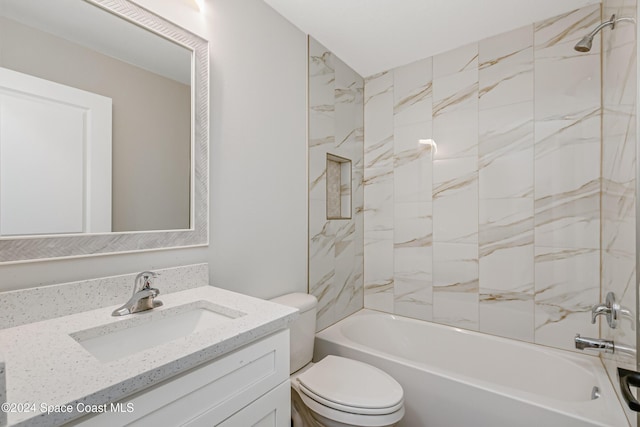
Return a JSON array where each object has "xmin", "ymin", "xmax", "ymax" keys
[{"xmin": 314, "ymin": 309, "xmax": 629, "ymax": 427}]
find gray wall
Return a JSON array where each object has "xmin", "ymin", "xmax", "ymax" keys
[{"xmin": 0, "ymin": 0, "xmax": 308, "ymax": 301}]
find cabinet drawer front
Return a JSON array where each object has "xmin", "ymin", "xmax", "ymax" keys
[
  {"xmin": 191, "ymin": 380, "xmax": 290, "ymax": 427},
  {"xmin": 73, "ymin": 329, "xmax": 289, "ymax": 427}
]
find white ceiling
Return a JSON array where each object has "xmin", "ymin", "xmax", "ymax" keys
[{"xmin": 263, "ymin": 0, "xmax": 601, "ymax": 77}]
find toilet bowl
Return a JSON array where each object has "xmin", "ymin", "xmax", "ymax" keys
[{"xmin": 271, "ymin": 293, "xmax": 405, "ymax": 427}]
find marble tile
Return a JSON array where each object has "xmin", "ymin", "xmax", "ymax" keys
[
  {"xmin": 534, "ymin": 5, "xmax": 601, "ymax": 59},
  {"xmin": 364, "ymin": 167, "xmax": 394, "ymax": 232},
  {"xmin": 394, "ymin": 121, "xmax": 434, "ymax": 203},
  {"xmin": 394, "ymin": 57, "xmax": 433, "ymax": 127},
  {"xmin": 479, "ymin": 293, "xmax": 534, "ymax": 342},
  {"xmin": 394, "ymin": 202, "xmax": 433, "ymax": 321},
  {"xmin": 534, "ymin": 6, "xmax": 600, "ymax": 121},
  {"xmin": 478, "ymin": 197, "xmax": 534, "ymax": 340},
  {"xmin": 479, "ymin": 198, "xmax": 534, "ymax": 292},
  {"xmin": 364, "ymin": 230, "xmax": 394, "ymax": 312},
  {"xmin": 432, "ymin": 68, "xmax": 479, "ymax": 118},
  {"xmin": 433, "ymin": 242, "xmax": 479, "ymax": 330},
  {"xmin": 364, "ymin": 71, "xmax": 394, "ymax": 169},
  {"xmin": 433, "ymin": 42, "xmax": 478, "ymax": 79},
  {"xmin": 479, "ymin": 25, "xmax": 533, "ymax": 110},
  {"xmin": 394, "ymin": 247, "xmax": 433, "ymax": 321},
  {"xmin": 602, "ymin": 105, "xmax": 636, "ymax": 186},
  {"xmin": 334, "ymin": 229, "xmax": 363, "ymax": 322},
  {"xmin": 479, "ymin": 102, "xmax": 534, "ymax": 198},
  {"xmin": 534, "ymin": 108, "xmax": 600, "ymax": 249},
  {"xmin": 309, "ymin": 37, "xmax": 334, "ymax": 78},
  {"xmin": 534, "ymin": 246, "xmax": 599, "ymax": 351},
  {"xmin": 534, "ymin": 55, "xmax": 600, "ymax": 120},
  {"xmin": 433, "ymin": 158, "xmax": 478, "ymax": 244},
  {"xmin": 603, "ymin": 13, "xmax": 637, "ymax": 107},
  {"xmin": 432, "ymin": 106, "xmax": 479, "ymax": 160}
]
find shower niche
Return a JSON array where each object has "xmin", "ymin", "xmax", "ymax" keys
[{"xmin": 326, "ymin": 153, "xmax": 351, "ymax": 220}]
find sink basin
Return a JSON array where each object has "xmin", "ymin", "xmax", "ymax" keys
[{"xmin": 70, "ymin": 301, "xmax": 246, "ymax": 363}]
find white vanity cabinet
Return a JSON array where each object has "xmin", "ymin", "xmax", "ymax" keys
[{"xmin": 72, "ymin": 329, "xmax": 291, "ymax": 427}]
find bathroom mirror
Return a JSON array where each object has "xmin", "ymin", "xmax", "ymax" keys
[{"xmin": 0, "ymin": 0, "xmax": 208, "ymax": 262}]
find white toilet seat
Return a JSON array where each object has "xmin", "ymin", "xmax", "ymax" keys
[
  {"xmin": 298, "ymin": 382, "xmax": 404, "ymax": 415},
  {"xmin": 292, "ymin": 355, "xmax": 405, "ymax": 426},
  {"xmin": 296, "ymin": 355, "xmax": 404, "ymax": 412},
  {"xmin": 295, "ymin": 385, "xmax": 405, "ymax": 427}
]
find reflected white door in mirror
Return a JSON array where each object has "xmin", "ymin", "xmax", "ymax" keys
[{"xmin": 0, "ymin": 67, "xmax": 112, "ymax": 236}]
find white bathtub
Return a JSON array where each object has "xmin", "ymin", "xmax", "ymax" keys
[{"xmin": 314, "ymin": 309, "xmax": 629, "ymax": 427}]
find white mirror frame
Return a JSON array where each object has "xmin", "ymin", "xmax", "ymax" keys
[{"xmin": 0, "ymin": 0, "xmax": 209, "ymax": 263}]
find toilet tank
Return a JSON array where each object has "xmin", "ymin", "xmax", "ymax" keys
[{"xmin": 270, "ymin": 293, "xmax": 317, "ymax": 374}]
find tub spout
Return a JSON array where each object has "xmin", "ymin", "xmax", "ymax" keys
[{"xmin": 574, "ymin": 334, "xmax": 614, "ymax": 354}]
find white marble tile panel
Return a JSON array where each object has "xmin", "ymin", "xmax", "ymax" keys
[
  {"xmin": 479, "ymin": 102, "xmax": 534, "ymax": 198},
  {"xmin": 432, "ymin": 69, "xmax": 479, "ymax": 118},
  {"xmin": 433, "ymin": 242, "xmax": 479, "ymax": 330},
  {"xmin": 394, "ymin": 122, "xmax": 434, "ymax": 203},
  {"xmin": 364, "ymin": 230, "xmax": 394, "ymax": 287},
  {"xmin": 393, "ymin": 200, "xmax": 432, "ymax": 321},
  {"xmin": 603, "ymin": 105, "xmax": 636, "ymax": 186},
  {"xmin": 534, "ymin": 246, "xmax": 599, "ymax": 351},
  {"xmin": 479, "ymin": 25, "xmax": 533, "ymax": 110},
  {"xmin": 309, "ymin": 37, "xmax": 334, "ymax": 77},
  {"xmin": 364, "ymin": 282, "xmax": 394, "ymax": 313},
  {"xmin": 433, "ymin": 290, "xmax": 479, "ymax": 330},
  {"xmin": 534, "ymin": 5, "xmax": 601, "ymax": 59},
  {"xmin": 479, "ymin": 198, "xmax": 534, "ymax": 292},
  {"xmin": 364, "ymin": 230, "xmax": 394, "ymax": 313},
  {"xmin": 309, "ymin": 147, "xmax": 328, "ymax": 202},
  {"xmin": 394, "ymin": 274, "xmax": 433, "ymax": 321},
  {"xmin": 433, "ymin": 158, "xmax": 478, "ymax": 243},
  {"xmin": 603, "ymin": 14, "xmax": 637, "ymax": 107},
  {"xmin": 394, "ymin": 57, "xmax": 433, "ymax": 127},
  {"xmin": 479, "ymin": 293, "xmax": 534, "ymax": 342},
  {"xmin": 432, "ymin": 107, "xmax": 479, "ymax": 160},
  {"xmin": 365, "ymin": 71, "xmax": 394, "ymax": 169},
  {"xmin": 364, "ymin": 167, "xmax": 394, "ymax": 232},
  {"xmin": 433, "ymin": 42, "xmax": 478, "ymax": 79},
  {"xmin": 534, "ymin": 55, "xmax": 600, "ymax": 120},
  {"xmin": 534, "ymin": 109, "xmax": 600, "ymax": 249}
]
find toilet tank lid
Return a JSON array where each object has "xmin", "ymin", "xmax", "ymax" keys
[{"xmin": 270, "ymin": 293, "xmax": 317, "ymax": 312}]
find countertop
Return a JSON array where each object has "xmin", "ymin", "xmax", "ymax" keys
[{"xmin": 0, "ymin": 286, "xmax": 298, "ymax": 427}]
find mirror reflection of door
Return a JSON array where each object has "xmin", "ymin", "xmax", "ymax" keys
[
  {"xmin": 0, "ymin": 0, "xmax": 192, "ymax": 235},
  {"xmin": 0, "ymin": 67, "xmax": 112, "ymax": 236}
]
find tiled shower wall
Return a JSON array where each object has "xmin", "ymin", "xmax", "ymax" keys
[
  {"xmin": 364, "ymin": 5, "xmax": 604, "ymax": 351},
  {"xmin": 601, "ymin": 0, "xmax": 637, "ymax": 422},
  {"xmin": 308, "ymin": 37, "xmax": 365, "ymax": 331}
]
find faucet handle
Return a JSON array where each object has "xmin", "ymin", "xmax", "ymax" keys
[
  {"xmin": 134, "ymin": 271, "xmax": 159, "ymax": 290},
  {"xmin": 591, "ymin": 292, "xmax": 634, "ymax": 330}
]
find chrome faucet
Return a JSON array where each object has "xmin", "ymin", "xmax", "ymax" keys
[
  {"xmin": 574, "ymin": 334, "xmax": 636, "ymax": 357},
  {"xmin": 112, "ymin": 271, "xmax": 163, "ymax": 316},
  {"xmin": 591, "ymin": 292, "xmax": 633, "ymax": 329}
]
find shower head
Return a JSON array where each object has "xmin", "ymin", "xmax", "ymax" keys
[
  {"xmin": 574, "ymin": 35, "xmax": 594, "ymax": 52},
  {"xmin": 574, "ymin": 14, "xmax": 616, "ymax": 52},
  {"xmin": 573, "ymin": 14, "xmax": 636, "ymax": 52}
]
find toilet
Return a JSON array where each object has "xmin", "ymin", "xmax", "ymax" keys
[{"xmin": 271, "ymin": 293, "xmax": 405, "ymax": 427}]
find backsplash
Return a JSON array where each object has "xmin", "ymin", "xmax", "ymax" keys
[
  {"xmin": 363, "ymin": 5, "xmax": 602, "ymax": 351},
  {"xmin": 308, "ymin": 37, "xmax": 365, "ymax": 331},
  {"xmin": 0, "ymin": 263, "xmax": 209, "ymax": 329}
]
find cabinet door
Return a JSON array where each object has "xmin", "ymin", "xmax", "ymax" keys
[
  {"xmin": 71, "ymin": 330, "xmax": 289, "ymax": 427},
  {"xmin": 213, "ymin": 380, "xmax": 290, "ymax": 427}
]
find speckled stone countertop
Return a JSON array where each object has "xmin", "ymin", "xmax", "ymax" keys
[{"xmin": 0, "ymin": 286, "xmax": 297, "ymax": 427}]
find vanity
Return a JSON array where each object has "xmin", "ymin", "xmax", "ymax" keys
[
  {"xmin": 0, "ymin": 0, "xmax": 300, "ymax": 425},
  {"xmin": 0, "ymin": 267, "xmax": 297, "ymax": 426}
]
